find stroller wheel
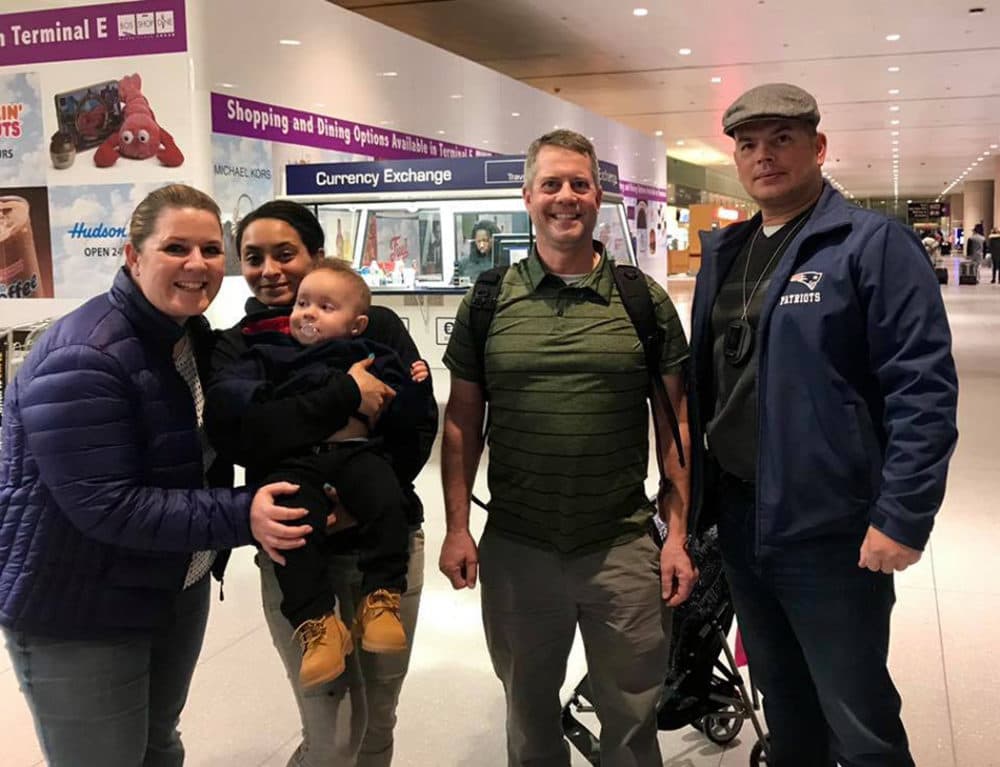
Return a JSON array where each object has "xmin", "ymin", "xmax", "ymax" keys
[
  {"xmin": 749, "ymin": 735, "xmax": 770, "ymax": 765},
  {"xmin": 700, "ymin": 707, "xmax": 744, "ymax": 745}
]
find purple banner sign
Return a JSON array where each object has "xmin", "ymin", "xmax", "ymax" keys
[
  {"xmin": 0, "ymin": 0, "xmax": 186, "ymax": 67},
  {"xmin": 211, "ymin": 93, "xmax": 492, "ymax": 161},
  {"xmin": 620, "ymin": 180, "xmax": 668, "ymax": 202}
]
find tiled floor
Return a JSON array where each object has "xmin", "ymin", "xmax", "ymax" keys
[{"xmin": 3, "ymin": 273, "xmax": 997, "ymax": 766}]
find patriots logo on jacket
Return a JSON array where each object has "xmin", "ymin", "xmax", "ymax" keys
[{"xmin": 789, "ymin": 271, "xmax": 823, "ymax": 291}]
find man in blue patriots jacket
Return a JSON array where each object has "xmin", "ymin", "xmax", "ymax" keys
[{"xmin": 689, "ymin": 83, "xmax": 958, "ymax": 767}]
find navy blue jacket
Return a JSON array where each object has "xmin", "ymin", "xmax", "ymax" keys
[
  {"xmin": 206, "ymin": 330, "xmax": 436, "ymax": 485},
  {"xmin": 0, "ymin": 269, "xmax": 254, "ymax": 638},
  {"xmin": 690, "ymin": 184, "xmax": 958, "ymax": 553}
]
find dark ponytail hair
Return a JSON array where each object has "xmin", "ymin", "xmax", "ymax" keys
[{"xmin": 235, "ymin": 200, "xmax": 325, "ymax": 258}]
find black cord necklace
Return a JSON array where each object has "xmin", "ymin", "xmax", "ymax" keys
[{"xmin": 723, "ymin": 215, "xmax": 810, "ymax": 366}]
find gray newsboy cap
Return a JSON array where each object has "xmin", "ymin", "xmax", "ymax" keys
[{"xmin": 722, "ymin": 83, "xmax": 820, "ymax": 136}]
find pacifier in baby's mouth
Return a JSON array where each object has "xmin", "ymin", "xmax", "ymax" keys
[{"xmin": 298, "ymin": 322, "xmax": 320, "ymax": 339}]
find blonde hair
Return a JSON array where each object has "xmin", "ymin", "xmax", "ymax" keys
[
  {"xmin": 311, "ymin": 257, "xmax": 371, "ymax": 313},
  {"xmin": 524, "ymin": 129, "xmax": 600, "ymax": 190},
  {"xmin": 128, "ymin": 184, "xmax": 221, "ymax": 250}
]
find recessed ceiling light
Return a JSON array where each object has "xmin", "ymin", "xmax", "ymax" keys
[
  {"xmin": 890, "ymin": 120, "xmax": 901, "ymax": 126},
  {"xmin": 991, "ymin": 144, "xmax": 998, "ymax": 149},
  {"xmin": 977, "ymin": 155, "xmax": 984, "ymax": 160},
  {"xmin": 450, "ymin": 93, "xmax": 463, "ymax": 99},
  {"xmin": 678, "ymin": 47, "xmax": 692, "ymax": 55},
  {"xmin": 437, "ymin": 130, "xmax": 446, "ymax": 135},
  {"xmin": 892, "ymin": 140, "xmax": 899, "ymax": 145},
  {"xmin": 511, "ymin": 112, "xmax": 520, "ymax": 117},
  {"xmin": 654, "ymin": 130, "xmax": 664, "ymax": 136},
  {"xmin": 891, "ymin": 131, "xmax": 900, "ymax": 136},
  {"xmin": 482, "ymin": 139, "xmax": 490, "ymax": 144},
  {"xmin": 217, "ymin": 82, "xmax": 237, "ymax": 88},
  {"xmin": 887, "ymin": 66, "xmax": 901, "ymax": 72},
  {"xmin": 986, "ymin": 151, "xmax": 992, "ymax": 155},
  {"xmin": 676, "ymin": 140, "xmax": 685, "ymax": 145},
  {"xmin": 888, "ymin": 89, "xmax": 900, "ymax": 95},
  {"xmin": 279, "ymin": 39, "xmax": 302, "ymax": 46},
  {"xmin": 972, "ymin": 161, "xmax": 978, "ymax": 165},
  {"xmin": 711, "ymin": 76, "xmax": 723, "ymax": 83},
  {"xmin": 378, "ymin": 71, "xmax": 398, "ymax": 77},
  {"xmin": 889, "ymin": 105, "xmax": 900, "ymax": 112},
  {"xmin": 379, "ymin": 120, "xmax": 393, "ymax": 126},
  {"xmin": 886, "ymin": 33, "xmax": 901, "ymax": 41},
  {"xmin": 633, "ymin": 7, "xmax": 649, "ymax": 16}
]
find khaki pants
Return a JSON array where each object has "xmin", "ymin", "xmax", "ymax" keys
[
  {"xmin": 479, "ymin": 528, "xmax": 670, "ymax": 767},
  {"xmin": 259, "ymin": 528, "xmax": 424, "ymax": 767}
]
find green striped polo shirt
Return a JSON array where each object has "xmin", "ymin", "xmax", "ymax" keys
[{"xmin": 443, "ymin": 244, "xmax": 689, "ymax": 555}]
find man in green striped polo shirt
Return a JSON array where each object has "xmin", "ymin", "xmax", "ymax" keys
[{"xmin": 440, "ymin": 129, "xmax": 696, "ymax": 766}]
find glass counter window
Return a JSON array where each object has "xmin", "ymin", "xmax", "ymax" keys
[
  {"xmin": 452, "ymin": 212, "xmax": 530, "ymax": 286},
  {"xmin": 595, "ymin": 205, "xmax": 630, "ymax": 264},
  {"xmin": 360, "ymin": 208, "xmax": 442, "ymax": 287},
  {"xmin": 315, "ymin": 208, "xmax": 359, "ymax": 263}
]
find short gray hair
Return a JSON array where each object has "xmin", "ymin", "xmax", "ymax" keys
[{"xmin": 524, "ymin": 129, "xmax": 600, "ymax": 190}]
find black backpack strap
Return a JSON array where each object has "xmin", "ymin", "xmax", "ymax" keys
[
  {"xmin": 468, "ymin": 266, "xmax": 508, "ymax": 395},
  {"xmin": 612, "ymin": 265, "xmax": 687, "ymax": 485},
  {"xmin": 467, "ymin": 266, "xmax": 508, "ymax": 513}
]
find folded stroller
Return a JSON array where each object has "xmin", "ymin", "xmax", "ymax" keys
[{"xmin": 561, "ymin": 524, "xmax": 770, "ymax": 765}]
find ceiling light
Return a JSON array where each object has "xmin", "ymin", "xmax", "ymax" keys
[
  {"xmin": 888, "ymin": 89, "xmax": 900, "ymax": 95},
  {"xmin": 890, "ymin": 119, "xmax": 900, "ymax": 125},
  {"xmin": 991, "ymin": 144, "xmax": 998, "ymax": 149},
  {"xmin": 887, "ymin": 66, "xmax": 901, "ymax": 72},
  {"xmin": 891, "ymin": 131, "xmax": 900, "ymax": 136},
  {"xmin": 886, "ymin": 33, "xmax": 901, "ymax": 41},
  {"xmin": 973, "ymin": 161, "xmax": 978, "ymax": 165},
  {"xmin": 678, "ymin": 47, "xmax": 692, "ymax": 55},
  {"xmin": 977, "ymin": 155, "xmax": 984, "ymax": 160},
  {"xmin": 437, "ymin": 130, "xmax": 446, "ymax": 135},
  {"xmin": 892, "ymin": 140, "xmax": 899, "ymax": 145},
  {"xmin": 889, "ymin": 105, "xmax": 900, "ymax": 112},
  {"xmin": 217, "ymin": 82, "xmax": 237, "ymax": 88},
  {"xmin": 378, "ymin": 71, "xmax": 398, "ymax": 77},
  {"xmin": 633, "ymin": 7, "xmax": 649, "ymax": 16},
  {"xmin": 711, "ymin": 76, "xmax": 723, "ymax": 83},
  {"xmin": 654, "ymin": 130, "xmax": 664, "ymax": 136},
  {"xmin": 511, "ymin": 112, "xmax": 520, "ymax": 117},
  {"xmin": 482, "ymin": 139, "xmax": 489, "ymax": 144},
  {"xmin": 676, "ymin": 139, "xmax": 685, "ymax": 145},
  {"xmin": 450, "ymin": 93, "xmax": 463, "ymax": 99},
  {"xmin": 986, "ymin": 151, "xmax": 992, "ymax": 155},
  {"xmin": 279, "ymin": 39, "xmax": 302, "ymax": 46}
]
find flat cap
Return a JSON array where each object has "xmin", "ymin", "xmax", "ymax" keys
[{"xmin": 722, "ymin": 83, "xmax": 820, "ymax": 136}]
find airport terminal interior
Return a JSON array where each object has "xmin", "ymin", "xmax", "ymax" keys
[{"xmin": 2, "ymin": 1, "xmax": 1000, "ymax": 765}]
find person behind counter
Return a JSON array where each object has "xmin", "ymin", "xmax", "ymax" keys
[
  {"xmin": 209, "ymin": 199, "xmax": 437, "ymax": 766},
  {"xmin": 205, "ymin": 258, "xmax": 435, "ymax": 690},
  {"xmin": 453, "ymin": 218, "xmax": 499, "ymax": 282},
  {"xmin": 0, "ymin": 184, "xmax": 309, "ymax": 767}
]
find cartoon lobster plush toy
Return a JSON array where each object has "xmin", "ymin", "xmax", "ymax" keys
[{"xmin": 94, "ymin": 73, "xmax": 184, "ymax": 167}]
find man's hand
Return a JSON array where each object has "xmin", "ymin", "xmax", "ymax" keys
[
  {"xmin": 410, "ymin": 360, "xmax": 429, "ymax": 383},
  {"xmin": 439, "ymin": 530, "xmax": 479, "ymax": 589},
  {"xmin": 858, "ymin": 525, "xmax": 922, "ymax": 573},
  {"xmin": 660, "ymin": 537, "xmax": 698, "ymax": 607},
  {"xmin": 250, "ymin": 482, "xmax": 311, "ymax": 566},
  {"xmin": 347, "ymin": 356, "xmax": 396, "ymax": 421}
]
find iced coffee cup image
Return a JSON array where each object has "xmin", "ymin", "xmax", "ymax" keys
[{"xmin": 0, "ymin": 196, "xmax": 50, "ymax": 299}]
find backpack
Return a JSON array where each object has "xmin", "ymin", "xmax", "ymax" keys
[{"xmin": 466, "ymin": 263, "xmax": 686, "ymax": 507}]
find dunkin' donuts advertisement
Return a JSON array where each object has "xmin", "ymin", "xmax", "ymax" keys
[{"xmin": 0, "ymin": 0, "xmax": 190, "ymax": 300}]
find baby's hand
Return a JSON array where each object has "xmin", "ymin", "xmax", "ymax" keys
[{"xmin": 410, "ymin": 360, "xmax": 429, "ymax": 383}]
